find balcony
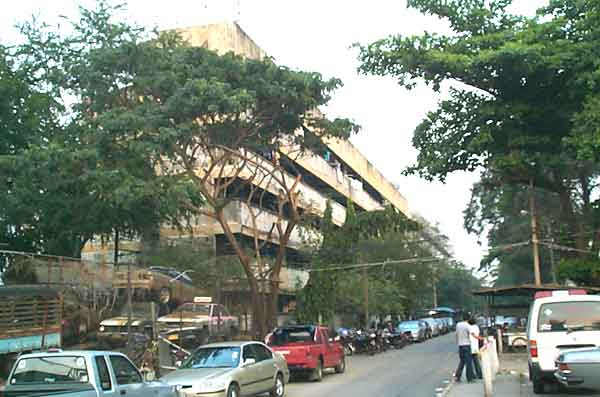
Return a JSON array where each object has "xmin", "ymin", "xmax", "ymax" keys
[
  {"xmin": 280, "ymin": 147, "xmax": 384, "ymax": 212},
  {"xmin": 192, "ymin": 200, "xmax": 321, "ymax": 249},
  {"xmin": 322, "ymin": 137, "xmax": 410, "ymax": 217}
]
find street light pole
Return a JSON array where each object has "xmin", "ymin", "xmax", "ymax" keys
[{"xmin": 528, "ymin": 179, "xmax": 542, "ymax": 286}]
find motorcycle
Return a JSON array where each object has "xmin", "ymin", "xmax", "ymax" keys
[
  {"xmin": 390, "ymin": 331, "xmax": 410, "ymax": 349},
  {"xmin": 336, "ymin": 328, "xmax": 355, "ymax": 356},
  {"xmin": 367, "ymin": 329, "xmax": 378, "ymax": 355},
  {"xmin": 380, "ymin": 328, "xmax": 393, "ymax": 352},
  {"xmin": 352, "ymin": 329, "xmax": 371, "ymax": 354}
]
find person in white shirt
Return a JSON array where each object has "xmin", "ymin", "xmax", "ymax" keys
[
  {"xmin": 454, "ymin": 313, "xmax": 475, "ymax": 382},
  {"xmin": 468, "ymin": 318, "xmax": 483, "ymax": 379}
]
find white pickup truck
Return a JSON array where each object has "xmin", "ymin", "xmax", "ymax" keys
[{"xmin": 3, "ymin": 350, "xmax": 177, "ymax": 397}]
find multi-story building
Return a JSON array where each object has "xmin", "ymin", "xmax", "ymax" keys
[
  {"xmin": 83, "ymin": 21, "xmax": 414, "ymax": 324},
  {"xmin": 170, "ymin": 22, "xmax": 413, "ymax": 318}
]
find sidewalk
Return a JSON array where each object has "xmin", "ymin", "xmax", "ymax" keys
[
  {"xmin": 447, "ymin": 373, "xmax": 527, "ymax": 397},
  {"xmin": 445, "ymin": 353, "xmax": 600, "ymax": 397},
  {"xmin": 446, "ymin": 353, "xmax": 529, "ymax": 397}
]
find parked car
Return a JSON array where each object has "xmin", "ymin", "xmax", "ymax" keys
[
  {"xmin": 555, "ymin": 347, "xmax": 600, "ymax": 391},
  {"xmin": 161, "ymin": 341, "xmax": 289, "ymax": 397},
  {"xmin": 422, "ymin": 317, "xmax": 440, "ymax": 337},
  {"xmin": 267, "ymin": 325, "xmax": 345, "ymax": 381},
  {"xmin": 3, "ymin": 349, "xmax": 176, "ymax": 397},
  {"xmin": 157, "ymin": 299, "xmax": 239, "ymax": 348},
  {"xmin": 397, "ymin": 321, "xmax": 426, "ymax": 342},
  {"xmin": 98, "ymin": 303, "xmax": 154, "ymax": 348},
  {"xmin": 435, "ymin": 318, "xmax": 448, "ymax": 334},
  {"xmin": 527, "ymin": 289, "xmax": 600, "ymax": 394}
]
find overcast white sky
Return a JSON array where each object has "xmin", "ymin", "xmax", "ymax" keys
[{"xmin": 1, "ymin": 0, "xmax": 547, "ymax": 270}]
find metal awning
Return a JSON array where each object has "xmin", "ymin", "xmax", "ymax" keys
[{"xmin": 473, "ymin": 283, "xmax": 600, "ymax": 297}]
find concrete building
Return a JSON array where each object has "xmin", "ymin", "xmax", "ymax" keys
[
  {"xmin": 170, "ymin": 22, "xmax": 412, "ymax": 318},
  {"xmin": 83, "ymin": 22, "xmax": 414, "ymax": 324}
]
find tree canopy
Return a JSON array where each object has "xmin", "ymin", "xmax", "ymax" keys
[{"xmin": 358, "ymin": 0, "xmax": 600, "ymax": 285}]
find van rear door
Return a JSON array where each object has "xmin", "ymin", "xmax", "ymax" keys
[{"xmin": 536, "ymin": 300, "xmax": 600, "ymax": 371}]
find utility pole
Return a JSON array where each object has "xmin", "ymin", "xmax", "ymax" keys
[
  {"xmin": 362, "ymin": 266, "xmax": 369, "ymax": 329},
  {"xmin": 547, "ymin": 223, "xmax": 557, "ymax": 284},
  {"xmin": 528, "ymin": 179, "xmax": 542, "ymax": 286},
  {"xmin": 432, "ymin": 266, "xmax": 438, "ymax": 308}
]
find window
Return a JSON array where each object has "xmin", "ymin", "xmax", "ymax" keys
[
  {"xmin": 109, "ymin": 356, "xmax": 142, "ymax": 385},
  {"xmin": 242, "ymin": 345, "xmax": 258, "ymax": 362},
  {"xmin": 221, "ymin": 306, "xmax": 230, "ymax": 317},
  {"xmin": 180, "ymin": 347, "xmax": 241, "ymax": 369},
  {"xmin": 270, "ymin": 326, "xmax": 315, "ymax": 346},
  {"xmin": 252, "ymin": 344, "xmax": 273, "ymax": 362},
  {"xmin": 10, "ymin": 356, "xmax": 88, "ymax": 385},
  {"xmin": 175, "ymin": 303, "xmax": 210, "ymax": 315},
  {"xmin": 315, "ymin": 330, "xmax": 324, "ymax": 344},
  {"xmin": 94, "ymin": 357, "xmax": 112, "ymax": 391},
  {"xmin": 538, "ymin": 301, "xmax": 600, "ymax": 332}
]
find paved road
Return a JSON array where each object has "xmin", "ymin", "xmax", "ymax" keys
[{"xmin": 282, "ymin": 333, "xmax": 457, "ymax": 397}]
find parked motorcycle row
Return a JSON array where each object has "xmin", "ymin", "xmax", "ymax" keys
[
  {"xmin": 336, "ymin": 327, "xmax": 409, "ymax": 356},
  {"xmin": 336, "ymin": 317, "xmax": 454, "ymax": 357}
]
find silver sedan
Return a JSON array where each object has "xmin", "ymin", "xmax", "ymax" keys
[
  {"xmin": 555, "ymin": 347, "xmax": 600, "ymax": 391},
  {"xmin": 161, "ymin": 341, "xmax": 290, "ymax": 397}
]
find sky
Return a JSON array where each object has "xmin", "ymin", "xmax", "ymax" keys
[{"xmin": 0, "ymin": 0, "xmax": 547, "ymax": 270}]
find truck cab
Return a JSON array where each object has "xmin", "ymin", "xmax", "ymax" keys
[
  {"xmin": 157, "ymin": 298, "xmax": 239, "ymax": 348},
  {"xmin": 4, "ymin": 350, "xmax": 177, "ymax": 397},
  {"xmin": 267, "ymin": 325, "xmax": 345, "ymax": 382}
]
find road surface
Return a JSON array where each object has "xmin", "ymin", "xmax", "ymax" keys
[{"xmin": 282, "ymin": 333, "xmax": 457, "ymax": 397}]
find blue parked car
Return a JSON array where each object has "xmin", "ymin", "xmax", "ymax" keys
[{"xmin": 397, "ymin": 320, "xmax": 427, "ymax": 342}]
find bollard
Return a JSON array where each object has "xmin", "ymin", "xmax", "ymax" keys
[{"xmin": 480, "ymin": 336, "xmax": 500, "ymax": 396}]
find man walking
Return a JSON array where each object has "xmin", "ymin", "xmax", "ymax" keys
[
  {"xmin": 468, "ymin": 318, "xmax": 483, "ymax": 379},
  {"xmin": 454, "ymin": 313, "xmax": 475, "ymax": 382}
]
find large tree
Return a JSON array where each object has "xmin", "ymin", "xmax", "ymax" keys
[
  {"xmin": 357, "ymin": 0, "xmax": 600, "ymax": 281},
  {"xmin": 1, "ymin": 3, "xmax": 203, "ymax": 260}
]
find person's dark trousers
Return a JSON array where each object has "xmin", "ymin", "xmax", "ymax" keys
[
  {"xmin": 455, "ymin": 345, "xmax": 474, "ymax": 381},
  {"xmin": 472, "ymin": 353, "xmax": 483, "ymax": 379}
]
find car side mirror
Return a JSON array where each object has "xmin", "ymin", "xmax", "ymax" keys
[{"xmin": 243, "ymin": 358, "xmax": 256, "ymax": 367}]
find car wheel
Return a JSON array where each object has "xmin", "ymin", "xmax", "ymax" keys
[
  {"xmin": 532, "ymin": 379, "xmax": 545, "ymax": 394},
  {"xmin": 335, "ymin": 356, "xmax": 346, "ymax": 374},
  {"xmin": 270, "ymin": 374, "xmax": 285, "ymax": 397},
  {"xmin": 312, "ymin": 360, "xmax": 323, "ymax": 382},
  {"xmin": 227, "ymin": 383, "xmax": 240, "ymax": 397}
]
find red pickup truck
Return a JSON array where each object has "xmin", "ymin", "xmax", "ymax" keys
[{"xmin": 267, "ymin": 325, "xmax": 345, "ymax": 381}]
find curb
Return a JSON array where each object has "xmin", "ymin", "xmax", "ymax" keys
[{"xmin": 435, "ymin": 378, "xmax": 454, "ymax": 397}]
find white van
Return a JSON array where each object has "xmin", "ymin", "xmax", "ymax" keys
[{"xmin": 527, "ymin": 289, "xmax": 600, "ymax": 394}]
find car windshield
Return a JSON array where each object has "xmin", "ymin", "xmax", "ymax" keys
[
  {"xmin": 180, "ymin": 347, "xmax": 241, "ymax": 369},
  {"xmin": 270, "ymin": 327, "xmax": 315, "ymax": 346},
  {"xmin": 175, "ymin": 303, "xmax": 211, "ymax": 315},
  {"xmin": 538, "ymin": 301, "xmax": 600, "ymax": 332},
  {"xmin": 399, "ymin": 322, "xmax": 419, "ymax": 329},
  {"xmin": 10, "ymin": 356, "xmax": 88, "ymax": 385}
]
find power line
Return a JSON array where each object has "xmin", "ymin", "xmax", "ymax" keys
[
  {"xmin": 539, "ymin": 241, "xmax": 597, "ymax": 255},
  {"xmin": 307, "ymin": 256, "xmax": 440, "ymax": 273}
]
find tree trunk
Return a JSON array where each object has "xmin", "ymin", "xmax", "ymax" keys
[
  {"xmin": 267, "ymin": 278, "xmax": 279, "ymax": 331},
  {"xmin": 215, "ymin": 208, "xmax": 268, "ymax": 338}
]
